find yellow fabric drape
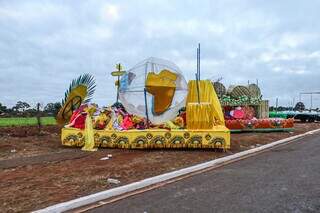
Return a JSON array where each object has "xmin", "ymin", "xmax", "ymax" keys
[
  {"xmin": 81, "ymin": 116, "xmax": 97, "ymax": 151},
  {"xmin": 186, "ymin": 103, "xmax": 214, "ymax": 129},
  {"xmin": 186, "ymin": 80, "xmax": 225, "ymax": 129},
  {"xmin": 164, "ymin": 120, "xmax": 181, "ymax": 129}
]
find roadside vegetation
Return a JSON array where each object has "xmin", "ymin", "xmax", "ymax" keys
[{"xmin": 0, "ymin": 101, "xmax": 60, "ymax": 127}]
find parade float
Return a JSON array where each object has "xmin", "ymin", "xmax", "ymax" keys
[
  {"xmin": 213, "ymin": 82, "xmax": 294, "ymax": 132},
  {"xmin": 57, "ymin": 55, "xmax": 230, "ymax": 150}
]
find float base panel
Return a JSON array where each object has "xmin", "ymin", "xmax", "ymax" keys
[{"xmin": 61, "ymin": 126, "xmax": 230, "ymax": 150}]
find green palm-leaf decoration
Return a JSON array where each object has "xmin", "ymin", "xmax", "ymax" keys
[
  {"xmin": 62, "ymin": 73, "xmax": 96, "ymax": 105},
  {"xmin": 57, "ymin": 74, "xmax": 96, "ymax": 124}
]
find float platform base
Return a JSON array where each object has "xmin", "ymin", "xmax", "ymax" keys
[{"xmin": 61, "ymin": 126, "xmax": 230, "ymax": 150}]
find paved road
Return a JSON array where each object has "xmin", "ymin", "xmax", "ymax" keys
[{"xmin": 89, "ymin": 132, "xmax": 320, "ymax": 213}]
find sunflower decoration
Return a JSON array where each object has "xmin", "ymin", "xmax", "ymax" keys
[{"xmin": 56, "ymin": 74, "xmax": 96, "ymax": 125}]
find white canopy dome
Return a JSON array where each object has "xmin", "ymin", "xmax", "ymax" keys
[{"xmin": 119, "ymin": 57, "xmax": 188, "ymax": 124}]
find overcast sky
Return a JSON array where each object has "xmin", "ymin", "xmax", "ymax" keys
[{"xmin": 1, "ymin": 0, "xmax": 320, "ymax": 108}]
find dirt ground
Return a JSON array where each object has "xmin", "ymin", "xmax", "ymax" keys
[{"xmin": 0, "ymin": 122, "xmax": 319, "ymax": 213}]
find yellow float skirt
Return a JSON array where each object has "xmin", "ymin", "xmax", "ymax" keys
[{"xmin": 61, "ymin": 125, "xmax": 230, "ymax": 150}]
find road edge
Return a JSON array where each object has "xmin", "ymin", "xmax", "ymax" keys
[{"xmin": 33, "ymin": 128, "xmax": 320, "ymax": 213}]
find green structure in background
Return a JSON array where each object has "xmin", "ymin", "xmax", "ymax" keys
[
  {"xmin": 269, "ymin": 111, "xmax": 288, "ymax": 119},
  {"xmin": 269, "ymin": 110, "xmax": 320, "ymax": 122}
]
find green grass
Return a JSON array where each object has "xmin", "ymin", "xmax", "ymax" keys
[{"xmin": 0, "ymin": 117, "xmax": 57, "ymax": 127}]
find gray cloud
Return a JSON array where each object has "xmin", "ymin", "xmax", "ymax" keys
[{"xmin": 0, "ymin": 0, "xmax": 320, "ymax": 108}]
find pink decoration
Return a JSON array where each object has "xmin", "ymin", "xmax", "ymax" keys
[{"xmin": 233, "ymin": 107, "xmax": 245, "ymax": 119}]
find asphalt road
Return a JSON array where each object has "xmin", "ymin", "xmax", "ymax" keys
[{"xmin": 89, "ymin": 132, "xmax": 320, "ymax": 213}]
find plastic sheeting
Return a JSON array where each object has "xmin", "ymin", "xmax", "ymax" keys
[{"xmin": 119, "ymin": 57, "xmax": 188, "ymax": 124}]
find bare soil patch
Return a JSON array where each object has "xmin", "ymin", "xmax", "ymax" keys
[{"xmin": 0, "ymin": 122, "xmax": 319, "ymax": 212}]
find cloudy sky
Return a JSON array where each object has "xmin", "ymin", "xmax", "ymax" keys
[{"xmin": 1, "ymin": 0, "xmax": 320, "ymax": 108}]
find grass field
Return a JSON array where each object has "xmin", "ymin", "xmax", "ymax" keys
[{"xmin": 0, "ymin": 117, "xmax": 56, "ymax": 127}]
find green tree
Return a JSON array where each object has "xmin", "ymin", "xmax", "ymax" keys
[
  {"xmin": 0, "ymin": 103, "xmax": 7, "ymax": 113},
  {"xmin": 44, "ymin": 102, "xmax": 61, "ymax": 116},
  {"xmin": 13, "ymin": 101, "xmax": 30, "ymax": 112},
  {"xmin": 294, "ymin": 102, "xmax": 305, "ymax": 111}
]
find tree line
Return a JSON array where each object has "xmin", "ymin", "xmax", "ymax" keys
[
  {"xmin": 0, "ymin": 101, "xmax": 61, "ymax": 117},
  {"xmin": 270, "ymin": 102, "xmax": 319, "ymax": 112}
]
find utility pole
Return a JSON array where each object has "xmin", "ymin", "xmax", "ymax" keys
[
  {"xmin": 292, "ymin": 97, "xmax": 295, "ymax": 110},
  {"xmin": 195, "ymin": 43, "xmax": 201, "ymax": 104},
  {"xmin": 111, "ymin": 63, "xmax": 126, "ymax": 104},
  {"xmin": 36, "ymin": 103, "xmax": 41, "ymax": 134}
]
